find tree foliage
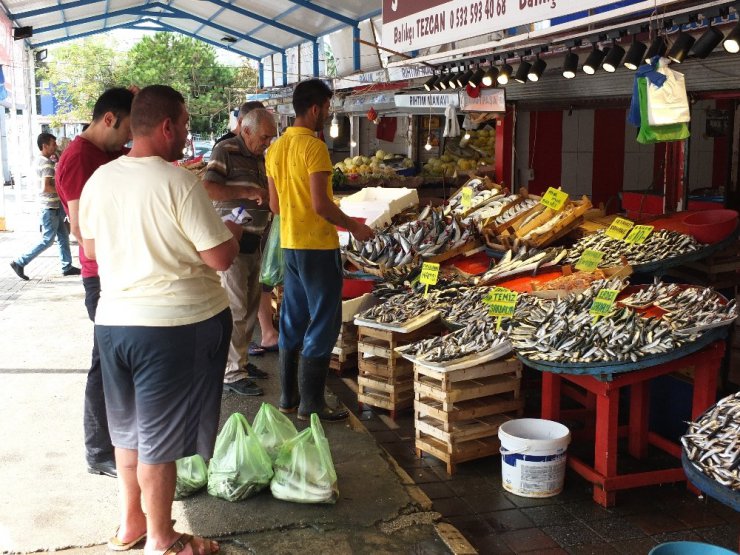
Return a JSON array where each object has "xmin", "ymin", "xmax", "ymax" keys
[{"xmin": 39, "ymin": 32, "xmax": 259, "ymax": 134}]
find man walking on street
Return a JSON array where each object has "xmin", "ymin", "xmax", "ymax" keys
[
  {"xmin": 56, "ymin": 87, "xmax": 135, "ymax": 478},
  {"xmin": 203, "ymin": 108, "xmax": 277, "ymax": 396},
  {"xmin": 10, "ymin": 133, "xmax": 80, "ymax": 280},
  {"xmin": 80, "ymin": 84, "xmax": 235, "ymax": 555},
  {"xmin": 266, "ymin": 79, "xmax": 374, "ymax": 421}
]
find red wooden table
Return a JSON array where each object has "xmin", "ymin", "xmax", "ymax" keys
[{"xmin": 540, "ymin": 340, "xmax": 726, "ymax": 507}]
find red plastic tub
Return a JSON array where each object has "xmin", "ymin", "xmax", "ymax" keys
[
  {"xmin": 341, "ymin": 278, "xmax": 374, "ymax": 299},
  {"xmin": 681, "ymin": 209, "xmax": 738, "ymax": 244}
]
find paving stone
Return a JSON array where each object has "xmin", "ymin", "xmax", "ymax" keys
[
  {"xmin": 465, "ymin": 492, "xmax": 516, "ymax": 513},
  {"xmin": 470, "ymin": 533, "xmax": 516, "ymax": 554},
  {"xmin": 432, "ymin": 496, "xmax": 474, "ymax": 517},
  {"xmin": 626, "ymin": 511, "xmax": 688, "ymax": 535},
  {"xmin": 541, "ymin": 522, "xmax": 604, "ymax": 547},
  {"xmin": 562, "ymin": 500, "xmax": 613, "ymax": 521},
  {"xmin": 584, "ymin": 517, "xmax": 647, "ymax": 542},
  {"xmin": 651, "ymin": 530, "xmax": 704, "ymax": 544},
  {"xmin": 445, "ymin": 515, "xmax": 494, "ymax": 538},
  {"xmin": 480, "ymin": 509, "xmax": 535, "ymax": 533},
  {"xmin": 521, "ymin": 504, "xmax": 574, "ymax": 527},
  {"xmin": 419, "ymin": 482, "xmax": 457, "ymax": 500},
  {"xmin": 499, "ymin": 527, "xmax": 561, "ymax": 552},
  {"xmin": 609, "ymin": 536, "xmax": 659, "ymax": 554},
  {"xmin": 565, "ymin": 542, "xmax": 619, "ymax": 555},
  {"xmin": 695, "ymin": 523, "xmax": 740, "ymax": 551}
]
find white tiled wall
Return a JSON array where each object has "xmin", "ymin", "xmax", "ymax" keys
[
  {"xmin": 515, "ymin": 111, "xmax": 530, "ymax": 189},
  {"xmin": 688, "ymin": 100, "xmax": 716, "ymax": 193},
  {"xmin": 561, "ymin": 109, "xmax": 594, "ymax": 198},
  {"xmin": 622, "ymin": 125, "xmax": 655, "ymax": 192}
]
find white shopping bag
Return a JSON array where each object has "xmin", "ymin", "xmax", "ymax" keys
[{"xmin": 647, "ymin": 59, "xmax": 690, "ymax": 126}]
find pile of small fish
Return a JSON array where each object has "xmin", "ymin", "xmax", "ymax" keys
[
  {"xmin": 477, "ymin": 246, "xmax": 568, "ymax": 284},
  {"xmin": 431, "ymin": 286, "xmax": 491, "ymax": 327},
  {"xmin": 469, "ymin": 193, "xmax": 519, "ymax": 223},
  {"xmin": 345, "ymin": 205, "xmax": 472, "ymax": 274},
  {"xmin": 493, "ymin": 197, "xmax": 539, "ymax": 227},
  {"xmin": 518, "ymin": 203, "xmax": 581, "ymax": 241},
  {"xmin": 565, "ymin": 229, "xmax": 704, "ymax": 267},
  {"xmin": 400, "ymin": 321, "xmax": 510, "ymax": 363},
  {"xmin": 660, "ymin": 287, "xmax": 737, "ymax": 334},
  {"xmin": 682, "ymin": 392, "xmax": 740, "ymax": 490},
  {"xmin": 509, "ymin": 279, "xmax": 698, "ymax": 363},
  {"xmin": 444, "ymin": 179, "xmax": 499, "ymax": 216},
  {"xmin": 356, "ymin": 292, "xmax": 433, "ymax": 325},
  {"xmin": 620, "ymin": 282, "xmax": 681, "ymax": 308}
]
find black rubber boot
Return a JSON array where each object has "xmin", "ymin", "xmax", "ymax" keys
[
  {"xmin": 278, "ymin": 349, "xmax": 300, "ymax": 413},
  {"xmin": 297, "ymin": 355, "xmax": 349, "ymax": 422}
]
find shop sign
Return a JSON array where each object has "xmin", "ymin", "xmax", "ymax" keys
[
  {"xmin": 625, "ymin": 225, "xmax": 654, "ymax": 245},
  {"xmin": 333, "ymin": 66, "xmax": 434, "ymax": 91},
  {"xmin": 461, "ymin": 186, "xmax": 473, "ymax": 209},
  {"xmin": 575, "ymin": 249, "xmax": 604, "ymax": 272},
  {"xmin": 540, "ymin": 187, "xmax": 569, "ymax": 211},
  {"xmin": 394, "ymin": 93, "xmax": 459, "ymax": 109},
  {"xmin": 460, "ymin": 88, "xmax": 505, "ymax": 112},
  {"xmin": 382, "ymin": 0, "xmax": 617, "ymax": 53},
  {"xmin": 420, "ymin": 262, "xmax": 440, "ymax": 297},
  {"xmin": 484, "ymin": 287, "xmax": 518, "ymax": 330},
  {"xmin": 589, "ymin": 288, "xmax": 620, "ymax": 320},
  {"xmin": 605, "ymin": 217, "xmax": 635, "ymax": 240}
]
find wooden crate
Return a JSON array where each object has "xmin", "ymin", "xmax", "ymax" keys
[
  {"xmin": 330, "ymin": 322, "xmax": 359, "ymax": 375},
  {"xmin": 357, "ymin": 375, "xmax": 414, "ymax": 417},
  {"xmin": 414, "ymin": 357, "xmax": 523, "ymax": 474}
]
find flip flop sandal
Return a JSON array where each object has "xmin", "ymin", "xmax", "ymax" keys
[
  {"xmin": 163, "ymin": 533, "xmax": 218, "ymax": 555},
  {"xmin": 248, "ymin": 342, "xmax": 265, "ymax": 356},
  {"xmin": 260, "ymin": 343, "xmax": 279, "ymax": 353},
  {"xmin": 107, "ymin": 528, "xmax": 146, "ymax": 551}
]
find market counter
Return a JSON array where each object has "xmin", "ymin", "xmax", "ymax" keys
[{"xmin": 539, "ymin": 340, "xmax": 726, "ymax": 507}]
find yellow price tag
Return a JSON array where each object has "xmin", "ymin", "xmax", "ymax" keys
[
  {"xmin": 625, "ymin": 225, "xmax": 654, "ymax": 244},
  {"xmin": 420, "ymin": 262, "xmax": 440, "ymax": 297},
  {"xmin": 575, "ymin": 249, "xmax": 604, "ymax": 272},
  {"xmin": 486, "ymin": 287, "xmax": 519, "ymax": 330},
  {"xmin": 589, "ymin": 289, "xmax": 620, "ymax": 318},
  {"xmin": 605, "ymin": 217, "xmax": 634, "ymax": 240},
  {"xmin": 461, "ymin": 186, "xmax": 473, "ymax": 209},
  {"xmin": 540, "ymin": 187, "xmax": 569, "ymax": 211}
]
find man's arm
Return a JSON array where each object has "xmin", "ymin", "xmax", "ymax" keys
[
  {"xmin": 202, "ymin": 180, "xmax": 267, "ymax": 205},
  {"xmin": 82, "ymin": 238, "xmax": 95, "ymax": 260},
  {"xmin": 67, "ymin": 199, "xmax": 82, "ymax": 242},
  {"xmin": 267, "ymin": 177, "xmax": 279, "ymax": 215},
  {"xmin": 198, "ymin": 220, "xmax": 241, "ymax": 271},
  {"xmin": 309, "ymin": 172, "xmax": 374, "ymax": 241},
  {"xmin": 41, "ymin": 176, "xmax": 55, "ymax": 195}
]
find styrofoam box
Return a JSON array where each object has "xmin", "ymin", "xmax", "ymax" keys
[
  {"xmin": 339, "ymin": 187, "xmax": 419, "ymax": 228},
  {"xmin": 341, "ymin": 292, "xmax": 379, "ymax": 322}
]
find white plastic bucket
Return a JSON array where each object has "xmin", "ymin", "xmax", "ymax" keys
[{"xmin": 498, "ymin": 418, "xmax": 571, "ymax": 498}]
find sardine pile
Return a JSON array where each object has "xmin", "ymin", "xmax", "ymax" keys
[
  {"xmin": 432, "ymin": 286, "xmax": 492, "ymax": 326},
  {"xmin": 444, "ymin": 179, "xmax": 499, "ymax": 216},
  {"xmin": 493, "ymin": 197, "xmax": 539, "ymax": 227},
  {"xmin": 682, "ymin": 392, "xmax": 740, "ymax": 490},
  {"xmin": 402, "ymin": 321, "xmax": 509, "ymax": 363},
  {"xmin": 519, "ymin": 203, "xmax": 582, "ymax": 241},
  {"xmin": 357, "ymin": 292, "xmax": 433, "ymax": 325},
  {"xmin": 469, "ymin": 193, "xmax": 519, "ymax": 224},
  {"xmin": 565, "ymin": 229, "xmax": 703, "ymax": 267},
  {"xmin": 660, "ymin": 287, "xmax": 737, "ymax": 334},
  {"xmin": 509, "ymin": 279, "xmax": 696, "ymax": 363},
  {"xmin": 477, "ymin": 245, "xmax": 568, "ymax": 284},
  {"xmin": 620, "ymin": 282, "xmax": 681, "ymax": 308}
]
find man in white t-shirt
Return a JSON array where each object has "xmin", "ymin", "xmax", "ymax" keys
[{"xmin": 79, "ymin": 85, "xmax": 236, "ymax": 555}]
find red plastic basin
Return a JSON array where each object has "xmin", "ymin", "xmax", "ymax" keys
[
  {"xmin": 342, "ymin": 278, "xmax": 374, "ymax": 299},
  {"xmin": 681, "ymin": 209, "xmax": 738, "ymax": 244}
]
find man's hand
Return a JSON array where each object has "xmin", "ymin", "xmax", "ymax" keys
[
  {"xmin": 350, "ymin": 221, "xmax": 375, "ymax": 241},
  {"xmin": 241, "ymin": 186, "xmax": 268, "ymax": 206}
]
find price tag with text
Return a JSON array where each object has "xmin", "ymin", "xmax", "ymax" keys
[
  {"xmin": 485, "ymin": 287, "xmax": 519, "ymax": 330},
  {"xmin": 605, "ymin": 217, "xmax": 635, "ymax": 240},
  {"xmin": 589, "ymin": 289, "xmax": 620, "ymax": 320},
  {"xmin": 420, "ymin": 262, "xmax": 440, "ymax": 297},
  {"xmin": 461, "ymin": 186, "xmax": 473, "ymax": 209},
  {"xmin": 625, "ymin": 225, "xmax": 654, "ymax": 244},
  {"xmin": 575, "ymin": 249, "xmax": 604, "ymax": 272},
  {"xmin": 540, "ymin": 187, "xmax": 569, "ymax": 211}
]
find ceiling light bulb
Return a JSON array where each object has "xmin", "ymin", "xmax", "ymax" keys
[
  {"xmin": 350, "ymin": 139, "xmax": 357, "ymax": 148},
  {"xmin": 562, "ymin": 52, "xmax": 578, "ymax": 79},
  {"xmin": 722, "ymin": 22, "xmax": 740, "ymax": 53},
  {"xmin": 497, "ymin": 64, "xmax": 512, "ymax": 85},
  {"xmin": 528, "ymin": 58, "xmax": 547, "ymax": 82},
  {"xmin": 424, "ymin": 137, "xmax": 432, "ymax": 151},
  {"xmin": 329, "ymin": 114, "xmax": 339, "ymax": 138}
]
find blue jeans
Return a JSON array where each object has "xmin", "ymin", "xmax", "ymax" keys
[
  {"xmin": 279, "ymin": 249, "xmax": 342, "ymax": 359},
  {"xmin": 14, "ymin": 207, "xmax": 72, "ymax": 271}
]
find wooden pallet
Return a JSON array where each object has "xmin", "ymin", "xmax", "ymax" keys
[
  {"xmin": 414, "ymin": 357, "xmax": 523, "ymax": 474},
  {"xmin": 357, "ymin": 375, "xmax": 414, "ymax": 418}
]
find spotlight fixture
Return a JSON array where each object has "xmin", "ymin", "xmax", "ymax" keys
[
  {"xmin": 423, "ymin": 74, "xmax": 439, "ymax": 91},
  {"xmin": 497, "ymin": 63, "xmax": 513, "ymax": 85},
  {"xmin": 457, "ymin": 65, "xmax": 474, "ymax": 88},
  {"xmin": 437, "ymin": 69, "xmax": 449, "ymax": 90},
  {"xmin": 469, "ymin": 66, "xmax": 485, "ymax": 87},
  {"xmin": 481, "ymin": 64, "xmax": 498, "ymax": 87},
  {"xmin": 447, "ymin": 66, "xmax": 462, "ymax": 89},
  {"xmin": 623, "ymin": 38, "xmax": 647, "ymax": 70},
  {"xmin": 692, "ymin": 26, "xmax": 724, "ymax": 58},
  {"xmin": 563, "ymin": 51, "xmax": 578, "ymax": 79},
  {"xmin": 329, "ymin": 114, "xmax": 339, "ymax": 138},
  {"xmin": 528, "ymin": 56, "xmax": 547, "ymax": 82},
  {"xmin": 514, "ymin": 60, "xmax": 532, "ymax": 83},
  {"xmin": 667, "ymin": 29, "xmax": 696, "ymax": 63},
  {"xmin": 723, "ymin": 22, "xmax": 740, "ymax": 53},
  {"xmin": 644, "ymin": 36, "xmax": 667, "ymax": 63},
  {"xmin": 582, "ymin": 45, "xmax": 605, "ymax": 75},
  {"xmin": 602, "ymin": 42, "xmax": 625, "ymax": 72}
]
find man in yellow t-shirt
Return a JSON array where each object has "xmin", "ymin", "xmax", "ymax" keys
[{"xmin": 266, "ymin": 79, "xmax": 374, "ymax": 422}]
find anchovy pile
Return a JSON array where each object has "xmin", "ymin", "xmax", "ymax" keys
[
  {"xmin": 401, "ymin": 321, "xmax": 509, "ymax": 363},
  {"xmin": 477, "ymin": 246, "xmax": 568, "ymax": 284},
  {"xmin": 682, "ymin": 392, "xmax": 740, "ymax": 490},
  {"xmin": 493, "ymin": 197, "xmax": 539, "ymax": 227},
  {"xmin": 444, "ymin": 179, "xmax": 499, "ymax": 216},
  {"xmin": 565, "ymin": 229, "xmax": 704, "ymax": 267},
  {"xmin": 660, "ymin": 287, "xmax": 737, "ymax": 334},
  {"xmin": 357, "ymin": 292, "xmax": 433, "ymax": 325},
  {"xmin": 509, "ymin": 279, "xmax": 698, "ymax": 363},
  {"xmin": 620, "ymin": 282, "xmax": 681, "ymax": 308},
  {"xmin": 432, "ymin": 286, "xmax": 491, "ymax": 326}
]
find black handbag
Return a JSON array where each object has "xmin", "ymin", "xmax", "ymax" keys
[{"xmin": 239, "ymin": 232, "xmax": 261, "ymax": 254}]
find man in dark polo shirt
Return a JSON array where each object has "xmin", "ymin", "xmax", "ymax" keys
[{"xmin": 203, "ymin": 108, "xmax": 277, "ymax": 396}]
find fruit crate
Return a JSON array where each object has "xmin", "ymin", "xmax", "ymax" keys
[
  {"xmin": 414, "ymin": 357, "xmax": 524, "ymax": 474},
  {"xmin": 356, "ymin": 323, "xmax": 440, "ymax": 419},
  {"xmin": 330, "ymin": 322, "xmax": 358, "ymax": 375}
]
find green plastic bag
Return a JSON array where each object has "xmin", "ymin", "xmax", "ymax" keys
[
  {"xmin": 260, "ymin": 215, "xmax": 283, "ymax": 287},
  {"xmin": 207, "ymin": 413, "xmax": 274, "ymax": 502},
  {"xmin": 270, "ymin": 414, "xmax": 338, "ymax": 504},
  {"xmin": 174, "ymin": 454, "xmax": 208, "ymax": 500},
  {"xmin": 252, "ymin": 402, "xmax": 298, "ymax": 461},
  {"xmin": 637, "ymin": 77, "xmax": 690, "ymax": 144}
]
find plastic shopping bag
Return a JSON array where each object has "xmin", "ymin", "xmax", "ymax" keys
[
  {"xmin": 207, "ymin": 413, "xmax": 274, "ymax": 502},
  {"xmin": 270, "ymin": 414, "xmax": 339, "ymax": 504},
  {"xmin": 252, "ymin": 402, "xmax": 298, "ymax": 461},
  {"xmin": 259, "ymin": 215, "xmax": 283, "ymax": 287},
  {"xmin": 647, "ymin": 60, "xmax": 690, "ymax": 125},
  {"xmin": 637, "ymin": 78, "xmax": 690, "ymax": 144},
  {"xmin": 174, "ymin": 454, "xmax": 208, "ymax": 500}
]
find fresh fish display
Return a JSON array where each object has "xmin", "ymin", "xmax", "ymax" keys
[
  {"xmin": 620, "ymin": 282, "xmax": 681, "ymax": 308},
  {"xmin": 493, "ymin": 197, "xmax": 539, "ymax": 227},
  {"xmin": 565, "ymin": 229, "xmax": 704, "ymax": 267},
  {"xmin": 509, "ymin": 279, "xmax": 700, "ymax": 363},
  {"xmin": 682, "ymin": 392, "xmax": 740, "ymax": 490},
  {"xmin": 659, "ymin": 287, "xmax": 737, "ymax": 334},
  {"xmin": 468, "ymin": 193, "xmax": 519, "ymax": 224},
  {"xmin": 444, "ymin": 179, "xmax": 500, "ymax": 216},
  {"xmin": 432, "ymin": 286, "xmax": 491, "ymax": 326},
  {"xmin": 357, "ymin": 292, "xmax": 433, "ymax": 325},
  {"xmin": 400, "ymin": 321, "xmax": 509, "ymax": 363},
  {"xmin": 477, "ymin": 245, "xmax": 569, "ymax": 284}
]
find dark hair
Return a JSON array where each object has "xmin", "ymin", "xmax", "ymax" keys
[
  {"xmin": 91, "ymin": 88, "xmax": 135, "ymax": 123},
  {"xmin": 131, "ymin": 85, "xmax": 185, "ymax": 135},
  {"xmin": 292, "ymin": 79, "xmax": 332, "ymax": 117},
  {"xmin": 37, "ymin": 132, "xmax": 56, "ymax": 151},
  {"xmin": 239, "ymin": 101, "xmax": 265, "ymax": 119}
]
